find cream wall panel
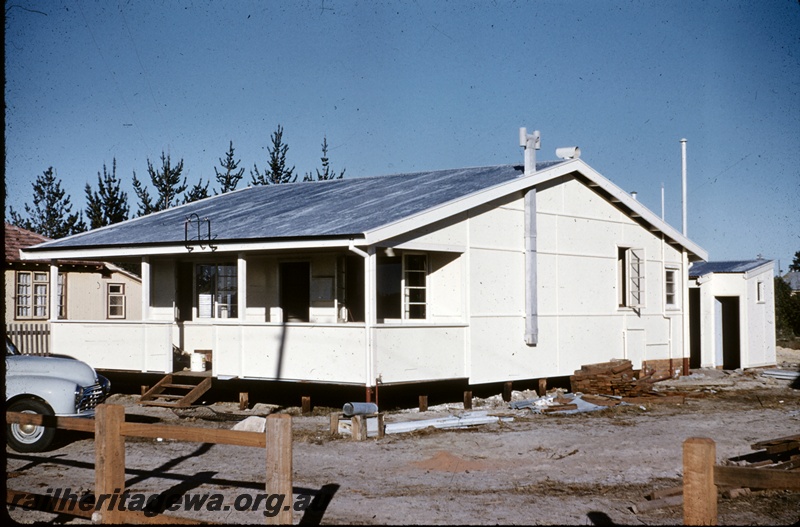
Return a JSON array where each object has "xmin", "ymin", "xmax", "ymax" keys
[
  {"xmin": 469, "ymin": 249, "xmax": 524, "ymax": 315},
  {"xmin": 469, "ymin": 200, "xmax": 524, "ymax": 251},
  {"xmin": 428, "ymin": 252, "xmax": 463, "ymax": 321},
  {"xmin": 234, "ymin": 324, "xmax": 366, "ymax": 383},
  {"xmin": 375, "ymin": 326, "xmax": 465, "ymax": 383}
]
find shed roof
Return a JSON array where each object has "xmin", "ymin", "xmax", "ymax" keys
[{"xmin": 689, "ymin": 260, "xmax": 773, "ymax": 278}]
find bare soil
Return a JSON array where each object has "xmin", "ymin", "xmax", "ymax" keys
[{"xmin": 6, "ymin": 348, "xmax": 800, "ymax": 525}]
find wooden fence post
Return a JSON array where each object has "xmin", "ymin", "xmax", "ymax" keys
[
  {"xmin": 95, "ymin": 404, "xmax": 126, "ymax": 524},
  {"xmin": 683, "ymin": 437, "xmax": 717, "ymax": 526},
  {"xmin": 265, "ymin": 414, "xmax": 292, "ymax": 525}
]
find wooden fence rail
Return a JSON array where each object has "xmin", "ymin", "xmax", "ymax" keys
[
  {"xmin": 6, "ymin": 323, "xmax": 50, "ymax": 355},
  {"xmin": 683, "ymin": 437, "xmax": 800, "ymax": 525},
  {"xmin": 6, "ymin": 405, "xmax": 293, "ymax": 525}
]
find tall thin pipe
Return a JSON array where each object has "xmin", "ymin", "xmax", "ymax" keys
[{"xmin": 681, "ymin": 138, "xmax": 687, "ymax": 236}]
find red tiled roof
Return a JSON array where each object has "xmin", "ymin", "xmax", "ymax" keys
[{"xmin": 4, "ymin": 223, "xmax": 51, "ymax": 262}]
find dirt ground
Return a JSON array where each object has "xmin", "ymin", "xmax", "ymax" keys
[{"xmin": 6, "ymin": 348, "xmax": 800, "ymax": 525}]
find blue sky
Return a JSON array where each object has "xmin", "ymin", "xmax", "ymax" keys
[{"xmin": 5, "ymin": 0, "xmax": 799, "ymax": 271}]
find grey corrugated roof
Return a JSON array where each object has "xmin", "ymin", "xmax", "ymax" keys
[
  {"xmin": 30, "ymin": 162, "xmax": 565, "ymax": 251},
  {"xmin": 783, "ymin": 271, "xmax": 800, "ymax": 291},
  {"xmin": 689, "ymin": 260, "xmax": 772, "ymax": 278}
]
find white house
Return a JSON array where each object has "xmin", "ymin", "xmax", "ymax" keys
[
  {"xmin": 21, "ymin": 130, "xmax": 708, "ymax": 399},
  {"xmin": 688, "ymin": 260, "xmax": 776, "ymax": 370}
]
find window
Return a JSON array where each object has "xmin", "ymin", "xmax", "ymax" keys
[
  {"xmin": 376, "ymin": 256, "xmax": 402, "ymax": 320},
  {"xmin": 665, "ymin": 269, "xmax": 678, "ymax": 308},
  {"xmin": 16, "ymin": 271, "xmax": 49, "ymax": 319},
  {"xmin": 375, "ymin": 253, "xmax": 428, "ymax": 321},
  {"xmin": 196, "ymin": 264, "xmax": 238, "ymax": 318},
  {"xmin": 403, "ymin": 254, "xmax": 427, "ymax": 319},
  {"xmin": 107, "ymin": 283, "xmax": 126, "ymax": 318},
  {"xmin": 618, "ymin": 247, "xmax": 645, "ymax": 308},
  {"xmin": 757, "ymin": 281, "xmax": 765, "ymax": 303},
  {"xmin": 57, "ymin": 274, "xmax": 66, "ymax": 319}
]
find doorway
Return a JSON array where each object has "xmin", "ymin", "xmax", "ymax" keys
[
  {"xmin": 280, "ymin": 262, "xmax": 310, "ymax": 322},
  {"xmin": 714, "ymin": 296, "xmax": 740, "ymax": 370},
  {"xmin": 689, "ymin": 288, "xmax": 701, "ymax": 369}
]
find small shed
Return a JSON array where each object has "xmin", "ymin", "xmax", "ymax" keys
[{"xmin": 689, "ymin": 260, "xmax": 776, "ymax": 370}]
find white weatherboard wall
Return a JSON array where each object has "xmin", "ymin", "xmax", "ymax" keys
[
  {"xmin": 693, "ymin": 263, "xmax": 776, "ymax": 369},
  {"xmin": 468, "ymin": 176, "xmax": 687, "ymax": 384}
]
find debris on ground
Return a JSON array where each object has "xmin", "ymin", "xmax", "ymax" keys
[
  {"xmin": 761, "ymin": 369, "xmax": 800, "ymax": 381},
  {"xmin": 336, "ymin": 410, "xmax": 513, "ymax": 437}
]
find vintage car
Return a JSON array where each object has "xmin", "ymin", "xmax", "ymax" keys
[{"xmin": 5, "ymin": 338, "xmax": 110, "ymax": 452}]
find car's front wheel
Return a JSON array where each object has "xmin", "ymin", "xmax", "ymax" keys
[{"xmin": 7, "ymin": 398, "xmax": 56, "ymax": 453}]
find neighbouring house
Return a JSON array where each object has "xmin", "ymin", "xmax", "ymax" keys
[
  {"xmin": 783, "ymin": 271, "xmax": 800, "ymax": 296},
  {"xmin": 688, "ymin": 260, "xmax": 776, "ymax": 370},
  {"xmin": 20, "ymin": 131, "xmax": 710, "ymax": 398},
  {"xmin": 4, "ymin": 223, "xmax": 142, "ymax": 353}
]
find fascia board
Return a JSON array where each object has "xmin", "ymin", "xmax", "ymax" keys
[
  {"xmin": 570, "ymin": 160, "xmax": 709, "ymax": 261},
  {"xmin": 363, "ymin": 158, "xmax": 709, "ymax": 262},
  {"xmin": 20, "ymin": 237, "xmax": 363, "ymax": 261},
  {"xmin": 363, "ymin": 160, "xmax": 582, "ymax": 246},
  {"xmin": 743, "ymin": 261, "xmax": 774, "ymax": 280}
]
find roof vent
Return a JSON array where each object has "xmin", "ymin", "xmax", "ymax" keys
[
  {"xmin": 556, "ymin": 146, "xmax": 581, "ymax": 160},
  {"xmin": 519, "ymin": 127, "xmax": 541, "ymax": 176}
]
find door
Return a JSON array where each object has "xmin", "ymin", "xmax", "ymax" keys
[
  {"xmin": 714, "ymin": 296, "xmax": 740, "ymax": 370},
  {"xmin": 689, "ymin": 288, "xmax": 701, "ymax": 369},
  {"xmin": 280, "ymin": 262, "xmax": 310, "ymax": 322}
]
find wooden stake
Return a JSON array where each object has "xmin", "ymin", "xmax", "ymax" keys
[
  {"xmin": 351, "ymin": 415, "xmax": 367, "ymax": 441},
  {"xmin": 419, "ymin": 395, "xmax": 428, "ymax": 412},
  {"xmin": 463, "ymin": 390, "xmax": 473, "ymax": 410},
  {"xmin": 141, "ymin": 386, "xmax": 148, "ymax": 396},
  {"xmin": 239, "ymin": 392, "xmax": 249, "ymax": 411},
  {"xmin": 503, "ymin": 381, "xmax": 513, "ymax": 402},
  {"xmin": 265, "ymin": 414, "xmax": 292, "ymax": 525},
  {"xmin": 95, "ymin": 404, "xmax": 126, "ymax": 524},
  {"xmin": 683, "ymin": 437, "xmax": 717, "ymax": 526},
  {"xmin": 377, "ymin": 413, "xmax": 385, "ymax": 439},
  {"xmin": 301, "ymin": 396, "xmax": 311, "ymax": 415},
  {"xmin": 329, "ymin": 412, "xmax": 340, "ymax": 435}
]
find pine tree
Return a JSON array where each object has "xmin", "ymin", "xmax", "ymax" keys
[
  {"xmin": 9, "ymin": 167, "xmax": 86, "ymax": 238},
  {"xmin": 214, "ymin": 141, "xmax": 244, "ymax": 194},
  {"xmin": 84, "ymin": 158, "xmax": 130, "ymax": 229},
  {"xmin": 184, "ymin": 178, "xmax": 210, "ymax": 204},
  {"xmin": 304, "ymin": 136, "xmax": 346, "ymax": 181},
  {"xmin": 251, "ymin": 125, "xmax": 296, "ymax": 185},
  {"xmin": 790, "ymin": 251, "xmax": 800, "ymax": 272},
  {"xmin": 132, "ymin": 152, "xmax": 187, "ymax": 215}
]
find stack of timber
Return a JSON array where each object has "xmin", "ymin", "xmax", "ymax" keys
[
  {"xmin": 570, "ymin": 359, "xmax": 671, "ymax": 397},
  {"xmin": 724, "ymin": 434, "xmax": 800, "ymax": 472}
]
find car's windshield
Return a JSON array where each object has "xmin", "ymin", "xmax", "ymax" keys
[{"xmin": 6, "ymin": 338, "xmax": 21, "ymax": 356}]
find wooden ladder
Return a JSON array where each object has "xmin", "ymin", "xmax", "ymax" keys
[{"xmin": 139, "ymin": 374, "xmax": 213, "ymax": 408}]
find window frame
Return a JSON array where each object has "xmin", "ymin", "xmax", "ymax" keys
[
  {"xmin": 756, "ymin": 280, "xmax": 765, "ymax": 304},
  {"xmin": 15, "ymin": 270, "xmax": 49, "ymax": 320},
  {"xmin": 665, "ymin": 267, "xmax": 680, "ymax": 310},
  {"xmin": 402, "ymin": 253, "xmax": 428, "ymax": 320},
  {"xmin": 618, "ymin": 247, "xmax": 645, "ymax": 309},
  {"xmin": 196, "ymin": 263, "xmax": 238, "ymax": 319},
  {"xmin": 107, "ymin": 283, "xmax": 126, "ymax": 319}
]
